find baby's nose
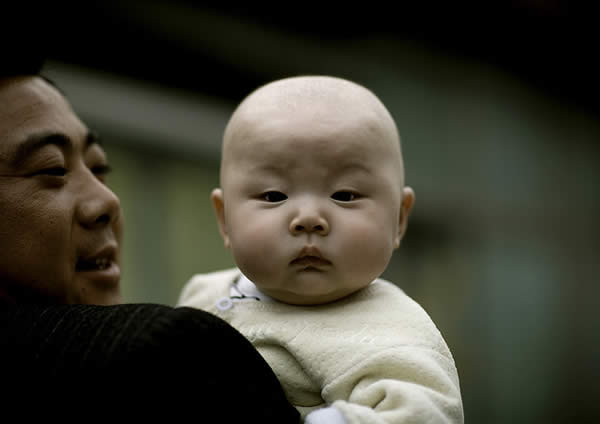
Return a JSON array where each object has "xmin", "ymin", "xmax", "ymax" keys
[{"xmin": 289, "ymin": 213, "xmax": 329, "ymax": 235}]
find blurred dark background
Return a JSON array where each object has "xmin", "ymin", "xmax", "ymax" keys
[
  {"xmin": 23, "ymin": 1, "xmax": 600, "ymax": 112},
  {"xmin": 7, "ymin": 1, "xmax": 599, "ymax": 422}
]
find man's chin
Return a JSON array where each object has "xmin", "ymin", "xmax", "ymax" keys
[{"xmin": 76, "ymin": 289, "xmax": 122, "ymax": 305}]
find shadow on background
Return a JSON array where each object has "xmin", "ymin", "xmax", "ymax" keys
[{"xmin": 15, "ymin": 2, "xmax": 600, "ymax": 422}]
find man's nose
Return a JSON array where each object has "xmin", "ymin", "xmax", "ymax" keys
[{"xmin": 76, "ymin": 171, "xmax": 121, "ymax": 229}]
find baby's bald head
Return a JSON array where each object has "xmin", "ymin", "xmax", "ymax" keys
[{"xmin": 221, "ymin": 76, "xmax": 405, "ymax": 187}]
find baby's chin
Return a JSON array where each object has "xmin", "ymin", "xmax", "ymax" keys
[{"xmin": 262, "ymin": 287, "xmax": 361, "ymax": 306}]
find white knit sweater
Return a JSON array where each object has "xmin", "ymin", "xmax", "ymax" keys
[{"xmin": 178, "ymin": 268, "xmax": 463, "ymax": 424}]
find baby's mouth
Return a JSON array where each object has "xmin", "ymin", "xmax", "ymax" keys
[
  {"xmin": 291, "ymin": 245, "xmax": 331, "ymax": 266},
  {"xmin": 290, "ymin": 256, "xmax": 331, "ymax": 267}
]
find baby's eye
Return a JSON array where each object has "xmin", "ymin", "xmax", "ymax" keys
[
  {"xmin": 262, "ymin": 191, "xmax": 287, "ymax": 202},
  {"xmin": 331, "ymin": 191, "xmax": 358, "ymax": 202}
]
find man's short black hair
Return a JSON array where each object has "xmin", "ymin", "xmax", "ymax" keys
[
  {"xmin": 2, "ymin": 2, "xmax": 49, "ymax": 80},
  {"xmin": 1, "ymin": 57, "xmax": 45, "ymax": 80},
  {"xmin": 0, "ymin": 55, "xmax": 63, "ymax": 97}
]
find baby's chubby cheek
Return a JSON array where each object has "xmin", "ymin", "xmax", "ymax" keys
[
  {"xmin": 230, "ymin": 228, "xmax": 282, "ymax": 277},
  {"xmin": 343, "ymin": 225, "xmax": 394, "ymax": 275}
]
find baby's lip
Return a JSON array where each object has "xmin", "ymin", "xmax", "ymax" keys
[
  {"xmin": 290, "ymin": 246, "xmax": 331, "ymax": 267},
  {"xmin": 291, "ymin": 256, "xmax": 331, "ymax": 267}
]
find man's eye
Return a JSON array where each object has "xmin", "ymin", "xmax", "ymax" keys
[
  {"xmin": 90, "ymin": 164, "xmax": 112, "ymax": 183},
  {"xmin": 35, "ymin": 167, "xmax": 67, "ymax": 177},
  {"xmin": 331, "ymin": 191, "xmax": 358, "ymax": 202},
  {"xmin": 262, "ymin": 191, "xmax": 287, "ymax": 202},
  {"xmin": 91, "ymin": 164, "xmax": 112, "ymax": 176}
]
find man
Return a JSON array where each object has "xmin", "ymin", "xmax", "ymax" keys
[{"xmin": 0, "ymin": 61, "xmax": 299, "ymax": 422}]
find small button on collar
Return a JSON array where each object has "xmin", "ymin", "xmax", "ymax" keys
[{"xmin": 216, "ymin": 297, "xmax": 233, "ymax": 311}]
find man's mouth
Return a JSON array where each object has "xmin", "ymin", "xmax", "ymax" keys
[
  {"xmin": 75, "ymin": 244, "xmax": 120, "ymax": 288},
  {"xmin": 76, "ymin": 256, "xmax": 112, "ymax": 272},
  {"xmin": 76, "ymin": 244, "xmax": 118, "ymax": 273}
]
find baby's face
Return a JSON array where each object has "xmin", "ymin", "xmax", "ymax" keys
[{"xmin": 214, "ymin": 80, "xmax": 413, "ymax": 305}]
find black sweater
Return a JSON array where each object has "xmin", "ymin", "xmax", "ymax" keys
[{"xmin": 0, "ymin": 302, "xmax": 299, "ymax": 422}]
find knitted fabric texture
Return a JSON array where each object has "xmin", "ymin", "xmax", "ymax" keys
[{"xmin": 179, "ymin": 268, "xmax": 464, "ymax": 423}]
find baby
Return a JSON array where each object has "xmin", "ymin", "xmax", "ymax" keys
[{"xmin": 178, "ymin": 76, "xmax": 463, "ymax": 423}]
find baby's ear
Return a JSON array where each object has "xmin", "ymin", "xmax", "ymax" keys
[
  {"xmin": 211, "ymin": 188, "xmax": 231, "ymax": 248},
  {"xmin": 394, "ymin": 187, "xmax": 415, "ymax": 249}
]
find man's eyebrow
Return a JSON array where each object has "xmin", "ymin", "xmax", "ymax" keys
[
  {"xmin": 11, "ymin": 131, "xmax": 101, "ymax": 167},
  {"xmin": 86, "ymin": 131, "xmax": 102, "ymax": 147},
  {"xmin": 12, "ymin": 132, "xmax": 72, "ymax": 167}
]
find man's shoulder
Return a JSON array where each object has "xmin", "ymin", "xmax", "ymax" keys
[
  {"xmin": 0, "ymin": 303, "xmax": 229, "ymax": 376},
  {"xmin": 0, "ymin": 301, "xmax": 300, "ymax": 422}
]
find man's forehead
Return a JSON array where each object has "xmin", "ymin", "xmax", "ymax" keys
[
  {"xmin": 0, "ymin": 76, "xmax": 51, "ymax": 105},
  {"xmin": 0, "ymin": 77, "xmax": 88, "ymax": 158}
]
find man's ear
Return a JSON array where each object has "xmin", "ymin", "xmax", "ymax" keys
[
  {"xmin": 394, "ymin": 186, "xmax": 415, "ymax": 249},
  {"xmin": 211, "ymin": 188, "xmax": 231, "ymax": 249}
]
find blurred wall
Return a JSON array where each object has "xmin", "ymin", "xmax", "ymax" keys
[{"xmin": 44, "ymin": 29, "xmax": 599, "ymax": 423}]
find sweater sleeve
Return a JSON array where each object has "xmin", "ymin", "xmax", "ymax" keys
[
  {"xmin": 323, "ymin": 346, "xmax": 463, "ymax": 424},
  {"xmin": 289, "ymin": 281, "xmax": 464, "ymax": 424}
]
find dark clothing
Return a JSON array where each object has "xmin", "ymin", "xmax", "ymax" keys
[{"xmin": 0, "ymin": 302, "xmax": 300, "ymax": 422}]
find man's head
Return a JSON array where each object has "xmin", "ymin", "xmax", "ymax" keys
[
  {"xmin": 212, "ymin": 76, "xmax": 415, "ymax": 305},
  {"xmin": 0, "ymin": 75, "xmax": 123, "ymax": 304}
]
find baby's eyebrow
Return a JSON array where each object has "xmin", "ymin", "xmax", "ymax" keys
[
  {"xmin": 338, "ymin": 163, "xmax": 372, "ymax": 173},
  {"xmin": 255, "ymin": 163, "xmax": 287, "ymax": 174}
]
